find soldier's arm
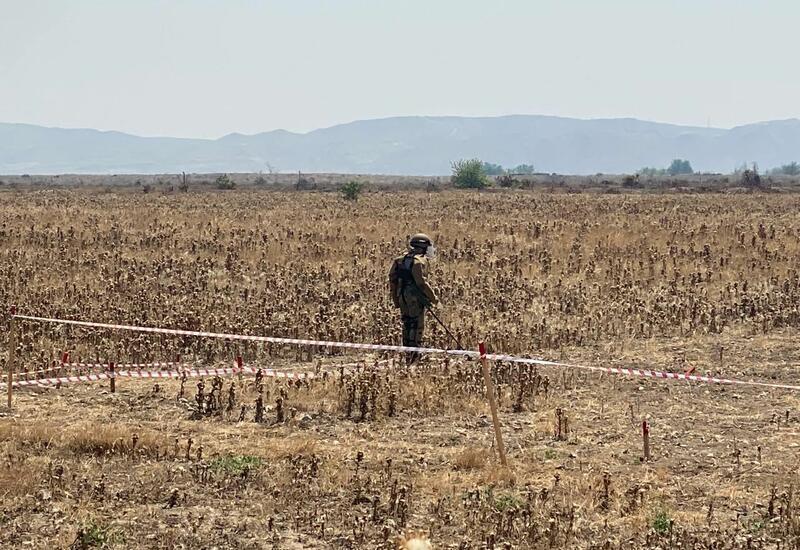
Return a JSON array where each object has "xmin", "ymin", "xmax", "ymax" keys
[
  {"xmin": 388, "ymin": 261, "xmax": 401, "ymax": 307},
  {"xmin": 412, "ymin": 260, "xmax": 438, "ymax": 305}
]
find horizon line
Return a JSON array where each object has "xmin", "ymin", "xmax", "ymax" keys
[{"xmin": 3, "ymin": 114, "xmax": 800, "ymax": 141}]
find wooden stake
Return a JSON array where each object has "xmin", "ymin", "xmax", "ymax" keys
[
  {"xmin": 642, "ymin": 419, "xmax": 651, "ymax": 461},
  {"xmin": 109, "ymin": 362, "xmax": 115, "ymax": 393},
  {"xmin": 6, "ymin": 315, "xmax": 17, "ymax": 409},
  {"xmin": 479, "ymin": 342, "xmax": 507, "ymax": 466}
]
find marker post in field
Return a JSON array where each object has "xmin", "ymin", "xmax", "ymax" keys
[{"xmin": 479, "ymin": 342, "xmax": 507, "ymax": 466}]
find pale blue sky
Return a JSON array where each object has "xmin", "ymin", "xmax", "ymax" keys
[{"xmin": 2, "ymin": 0, "xmax": 798, "ymax": 138}]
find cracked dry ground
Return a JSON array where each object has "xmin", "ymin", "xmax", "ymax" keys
[{"xmin": 2, "ymin": 328, "xmax": 800, "ymax": 549}]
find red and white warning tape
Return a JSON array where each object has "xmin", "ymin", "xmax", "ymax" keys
[
  {"xmin": 9, "ymin": 372, "xmax": 110, "ymax": 388},
  {"xmin": 484, "ymin": 355, "xmax": 800, "ymax": 392},
  {"xmin": 1, "ymin": 364, "xmax": 315, "ymax": 389},
  {"xmin": 10, "ymin": 314, "xmax": 800, "ymax": 392},
  {"xmin": 62, "ymin": 361, "xmax": 183, "ymax": 370},
  {"xmin": 120, "ymin": 365, "xmax": 314, "ymax": 381},
  {"xmin": 10, "ymin": 356, "xmax": 385, "ymax": 383},
  {"xmin": 13, "ymin": 361, "xmax": 185, "ymax": 379},
  {"xmin": 12, "ymin": 314, "xmax": 472, "ymax": 356}
]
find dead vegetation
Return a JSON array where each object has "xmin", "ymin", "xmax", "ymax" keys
[{"xmin": 0, "ymin": 188, "xmax": 799, "ymax": 548}]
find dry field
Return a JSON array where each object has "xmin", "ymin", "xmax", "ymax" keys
[{"xmin": 1, "ymin": 187, "xmax": 800, "ymax": 549}]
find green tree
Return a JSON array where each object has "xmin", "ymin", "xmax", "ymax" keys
[
  {"xmin": 667, "ymin": 159, "xmax": 693, "ymax": 175},
  {"xmin": 638, "ymin": 167, "xmax": 666, "ymax": 176},
  {"xmin": 451, "ymin": 159, "xmax": 489, "ymax": 189},
  {"xmin": 481, "ymin": 161, "xmax": 505, "ymax": 175},
  {"xmin": 215, "ymin": 174, "xmax": 236, "ymax": 190},
  {"xmin": 341, "ymin": 180, "xmax": 364, "ymax": 201},
  {"xmin": 511, "ymin": 163, "xmax": 535, "ymax": 175}
]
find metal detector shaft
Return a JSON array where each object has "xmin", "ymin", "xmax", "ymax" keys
[{"xmin": 425, "ymin": 305, "xmax": 463, "ymax": 350}]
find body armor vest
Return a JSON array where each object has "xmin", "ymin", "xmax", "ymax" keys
[{"xmin": 396, "ymin": 253, "xmax": 418, "ymax": 291}]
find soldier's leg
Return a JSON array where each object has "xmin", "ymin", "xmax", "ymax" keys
[
  {"xmin": 401, "ymin": 315, "xmax": 415, "ymax": 348},
  {"xmin": 415, "ymin": 314, "xmax": 427, "ymax": 364},
  {"xmin": 408, "ymin": 314, "xmax": 426, "ymax": 365},
  {"xmin": 401, "ymin": 314, "xmax": 421, "ymax": 365},
  {"xmin": 415, "ymin": 313, "xmax": 425, "ymax": 348}
]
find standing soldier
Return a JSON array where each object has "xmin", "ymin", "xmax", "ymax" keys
[{"xmin": 389, "ymin": 233, "xmax": 438, "ymax": 364}]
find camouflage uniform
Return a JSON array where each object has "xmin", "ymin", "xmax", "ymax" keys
[{"xmin": 389, "ymin": 237, "xmax": 438, "ymax": 363}]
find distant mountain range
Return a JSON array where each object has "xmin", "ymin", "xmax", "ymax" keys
[{"xmin": 1, "ymin": 115, "xmax": 799, "ymax": 175}]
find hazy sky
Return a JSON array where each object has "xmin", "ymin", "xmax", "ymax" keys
[{"xmin": 2, "ymin": 0, "xmax": 798, "ymax": 138}]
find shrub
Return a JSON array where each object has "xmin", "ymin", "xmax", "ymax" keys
[
  {"xmin": 211, "ymin": 455, "xmax": 263, "ymax": 475},
  {"xmin": 511, "ymin": 163, "xmax": 535, "ymax": 175},
  {"xmin": 622, "ymin": 174, "xmax": 641, "ymax": 188},
  {"xmin": 651, "ymin": 509, "xmax": 672, "ymax": 535},
  {"xmin": 481, "ymin": 162, "xmax": 505, "ymax": 175},
  {"xmin": 295, "ymin": 172, "xmax": 316, "ymax": 190},
  {"xmin": 341, "ymin": 180, "xmax": 364, "ymax": 201},
  {"xmin": 254, "ymin": 174, "xmax": 268, "ymax": 185},
  {"xmin": 741, "ymin": 168, "xmax": 762, "ymax": 188},
  {"xmin": 667, "ymin": 159, "xmax": 694, "ymax": 175},
  {"xmin": 215, "ymin": 174, "xmax": 236, "ymax": 190},
  {"xmin": 638, "ymin": 167, "xmax": 665, "ymax": 177},
  {"xmin": 496, "ymin": 174, "xmax": 517, "ymax": 188},
  {"xmin": 451, "ymin": 158, "xmax": 489, "ymax": 189},
  {"xmin": 75, "ymin": 521, "xmax": 125, "ymax": 547}
]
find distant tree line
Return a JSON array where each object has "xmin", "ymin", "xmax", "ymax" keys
[
  {"xmin": 638, "ymin": 159, "xmax": 694, "ymax": 176},
  {"xmin": 768, "ymin": 161, "xmax": 800, "ymax": 176},
  {"xmin": 638, "ymin": 160, "xmax": 799, "ymax": 178},
  {"xmin": 450, "ymin": 159, "xmax": 537, "ymax": 189},
  {"xmin": 480, "ymin": 162, "xmax": 536, "ymax": 176}
]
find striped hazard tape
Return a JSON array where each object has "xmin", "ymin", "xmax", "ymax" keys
[
  {"xmin": 9, "ymin": 356, "xmax": 388, "ymax": 386},
  {"xmin": 12, "ymin": 314, "xmax": 472, "ymax": 357},
  {"xmin": 10, "ymin": 314, "xmax": 800, "ymax": 392},
  {"xmin": 62, "ymin": 361, "xmax": 183, "ymax": 370},
  {"xmin": 485, "ymin": 355, "xmax": 800, "ymax": 392},
  {"xmin": 1, "ymin": 364, "xmax": 316, "ymax": 389},
  {"xmin": 13, "ymin": 361, "xmax": 184, "ymax": 379}
]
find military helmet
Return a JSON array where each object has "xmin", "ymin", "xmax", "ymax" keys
[{"xmin": 409, "ymin": 233, "xmax": 432, "ymax": 249}]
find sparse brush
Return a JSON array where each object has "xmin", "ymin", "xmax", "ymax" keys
[
  {"xmin": 4, "ymin": 189, "xmax": 800, "ymax": 548},
  {"xmin": 1, "ymin": 423, "xmax": 167, "ymax": 458},
  {"xmin": 71, "ymin": 521, "xmax": 124, "ymax": 549},
  {"xmin": 211, "ymin": 454, "xmax": 263, "ymax": 476},
  {"xmin": 453, "ymin": 447, "xmax": 490, "ymax": 471}
]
